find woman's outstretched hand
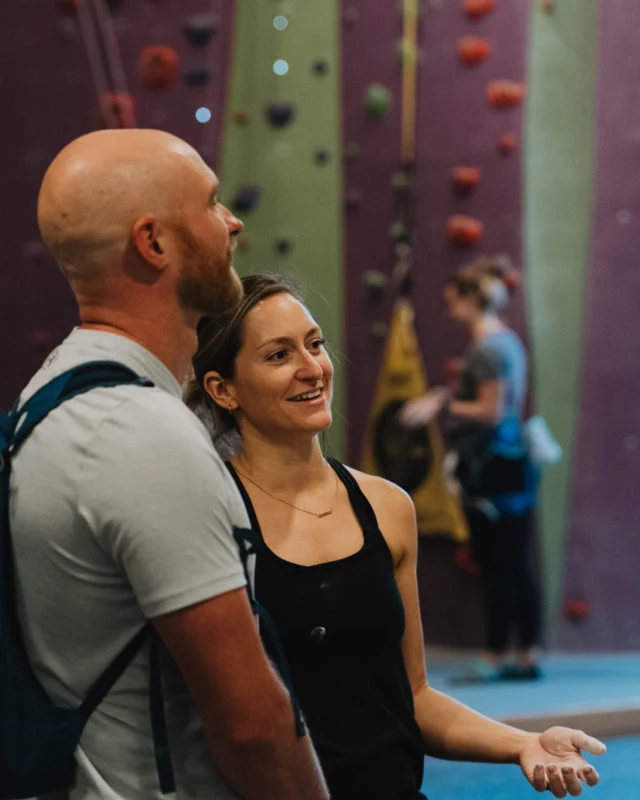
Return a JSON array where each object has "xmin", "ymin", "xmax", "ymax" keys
[{"xmin": 519, "ymin": 727, "xmax": 606, "ymax": 796}]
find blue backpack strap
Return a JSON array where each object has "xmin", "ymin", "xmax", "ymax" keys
[
  {"xmin": 149, "ymin": 634, "xmax": 176, "ymax": 795},
  {"xmin": 233, "ymin": 526, "xmax": 306, "ymax": 738},
  {"xmin": 10, "ymin": 361, "xmax": 153, "ymax": 452}
]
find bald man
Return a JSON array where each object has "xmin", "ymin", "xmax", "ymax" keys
[{"xmin": 11, "ymin": 130, "xmax": 329, "ymax": 800}]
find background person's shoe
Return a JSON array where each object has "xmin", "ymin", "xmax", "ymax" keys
[{"xmin": 449, "ymin": 661, "xmax": 504, "ymax": 685}]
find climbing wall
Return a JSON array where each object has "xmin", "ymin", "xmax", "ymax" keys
[
  {"xmin": 558, "ymin": 0, "xmax": 640, "ymax": 650},
  {"xmin": 524, "ymin": 0, "xmax": 597, "ymax": 643},
  {"xmin": 342, "ymin": 0, "xmax": 530, "ymax": 646},
  {"xmin": 218, "ymin": 1, "xmax": 345, "ymax": 458},
  {"xmin": 0, "ymin": 0, "xmax": 236, "ymax": 407}
]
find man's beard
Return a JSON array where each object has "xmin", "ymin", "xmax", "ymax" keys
[{"xmin": 176, "ymin": 226, "xmax": 242, "ymax": 317}]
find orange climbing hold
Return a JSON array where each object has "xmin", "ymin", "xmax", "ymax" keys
[
  {"xmin": 487, "ymin": 80, "xmax": 526, "ymax": 109},
  {"xmin": 463, "ymin": 0, "xmax": 496, "ymax": 20},
  {"xmin": 457, "ymin": 37, "xmax": 491, "ymax": 66},
  {"xmin": 447, "ymin": 216, "xmax": 484, "ymax": 247},
  {"xmin": 452, "ymin": 167, "xmax": 482, "ymax": 191}
]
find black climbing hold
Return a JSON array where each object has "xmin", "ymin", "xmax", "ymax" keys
[
  {"xmin": 344, "ymin": 142, "xmax": 360, "ymax": 161},
  {"xmin": 231, "ymin": 185, "xmax": 261, "ymax": 214},
  {"xmin": 315, "ymin": 149, "xmax": 331, "ymax": 166},
  {"xmin": 265, "ymin": 101, "xmax": 296, "ymax": 128},
  {"xmin": 274, "ymin": 237, "xmax": 294, "ymax": 255},
  {"xmin": 184, "ymin": 68, "xmax": 212, "ymax": 87},
  {"xmin": 312, "ymin": 59, "xmax": 329, "ymax": 76},
  {"xmin": 183, "ymin": 13, "xmax": 217, "ymax": 47}
]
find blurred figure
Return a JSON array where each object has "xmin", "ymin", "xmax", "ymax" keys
[{"xmin": 400, "ymin": 256, "xmax": 541, "ymax": 683}]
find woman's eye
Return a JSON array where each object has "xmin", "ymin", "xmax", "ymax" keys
[
  {"xmin": 310, "ymin": 338, "xmax": 326, "ymax": 350},
  {"xmin": 267, "ymin": 349, "xmax": 288, "ymax": 362}
]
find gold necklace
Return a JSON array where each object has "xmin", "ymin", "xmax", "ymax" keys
[{"xmin": 233, "ymin": 463, "xmax": 339, "ymax": 519}]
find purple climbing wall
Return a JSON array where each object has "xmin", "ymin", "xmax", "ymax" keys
[
  {"xmin": 0, "ymin": 0, "xmax": 235, "ymax": 408},
  {"xmin": 559, "ymin": 0, "xmax": 640, "ymax": 651},
  {"xmin": 342, "ymin": 0, "xmax": 530, "ymax": 646}
]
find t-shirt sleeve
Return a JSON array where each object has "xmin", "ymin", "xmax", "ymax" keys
[
  {"xmin": 467, "ymin": 343, "xmax": 506, "ymax": 383},
  {"xmin": 77, "ymin": 392, "xmax": 247, "ymax": 619}
]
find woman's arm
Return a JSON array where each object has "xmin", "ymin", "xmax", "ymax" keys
[
  {"xmin": 358, "ymin": 476, "xmax": 605, "ymax": 796},
  {"xmin": 448, "ymin": 378, "xmax": 505, "ymax": 426}
]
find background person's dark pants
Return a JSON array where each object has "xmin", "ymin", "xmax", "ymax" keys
[{"xmin": 466, "ymin": 506, "xmax": 541, "ymax": 654}]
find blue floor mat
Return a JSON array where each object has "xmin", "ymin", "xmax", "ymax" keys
[{"xmin": 422, "ymin": 736, "xmax": 639, "ymax": 800}]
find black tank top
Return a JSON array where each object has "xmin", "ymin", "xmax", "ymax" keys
[{"xmin": 227, "ymin": 458, "xmax": 427, "ymax": 800}]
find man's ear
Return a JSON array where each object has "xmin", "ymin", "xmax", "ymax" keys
[
  {"xmin": 132, "ymin": 216, "xmax": 169, "ymax": 271},
  {"xmin": 204, "ymin": 371, "xmax": 237, "ymax": 411}
]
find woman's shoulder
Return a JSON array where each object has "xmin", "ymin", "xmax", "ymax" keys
[{"xmin": 340, "ymin": 464, "xmax": 416, "ymax": 526}]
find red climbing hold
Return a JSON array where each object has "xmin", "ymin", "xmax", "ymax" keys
[
  {"xmin": 487, "ymin": 80, "xmax": 526, "ymax": 109},
  {"xmin": 463, "ymin": 0, "xmax": 496, "ymax": 20},
  {"xmin": 452, "ymin": 166, "xmax": 482, "ymax": 192},
  {"xmin": 447, "ymin": 216, "xmax": 484, "ymax": 247},
  {"xmin": 97, "ymin": 93, "xmax": 136, "ymax": 129},
  {"xmin": 498, "ymin": 132, "xmax": 518, "ymax": 154},
  {"xmin": 563, "ymin": 599, "xmax": 590, "ymax": 621},
  {"xmin": 457, "ymin": 37, "xmax": 491, "ymax": 66},
  {"xmin": 139, "ymin": 46, "xmax": 180, "ymax": 90}
]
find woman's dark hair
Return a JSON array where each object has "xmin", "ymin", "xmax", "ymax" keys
[
  {"xmin": 185, "ymin": 273, "xmax": 304, "ymax": 447},
  {"xmin": 447, "ymin": 253, "xmax": 518, "ymax": 312}
]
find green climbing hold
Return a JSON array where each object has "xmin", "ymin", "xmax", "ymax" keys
[{"xmin": 365, "ymin": 84, "xmax": 392, "ymax": 120}]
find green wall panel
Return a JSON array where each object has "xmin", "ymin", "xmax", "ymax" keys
[
  {"xmin": 218, "ymin": 1, "xmax": 345, "ymax": 459},
  {"xmin": 524, "ymin": 0, "xmax": 597, "ymax": 640}
]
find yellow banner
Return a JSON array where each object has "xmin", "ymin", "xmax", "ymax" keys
[{"xmin": 361, "ymin": 299, "xmax": 468, "ymax": 542}]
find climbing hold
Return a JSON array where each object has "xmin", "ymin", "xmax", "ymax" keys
[
  {"xmin": 231, "ymin": 185, "xmax": 261, "ymax": 214},
  {"xmin": 371, "ymin": 321, "xmax": 389, "ymax": 339},
  {"xmin": 345, "ymin": 190, "xmax": 362, "ymax": 212},
  {"xmin": 344, "ymin": 142, "xmax": 360, "ymax": 161},
  {"xmin": 541, "ymin": 0, "xmax": 555, "ymax": 11},
  {"xmin": 463, "ymin": 0, "xmax": 496, "ymax": 20},
  {"xmin": 31, "ymin": 329, "xmax": 53, "ymax": 351},
  {"xmin": 498, "ymin": 132, "xmax": 518, "ymax": 154},
  {"xmin": 365, "ymin": 84, "xmax": 392, "ymax": 120},
  {"xmin": 265, "ymin": 101, "xmax": 296, "ymax": 128},
  {"xmin": 233, "ymin": 110, "xmax": 251, "ymax": 126},
  {"xmin": 452, "ymin": 166, "xmax": 482, "ymax": 192},
  {"xmin": 97, "ymin": 92, "xmax": 136, "ymax": 129},
  {"xmin": 363, "ymin": 271, "xmax": 388, "ymax": 301},
  {"xmin": 22, "ymin": 240, "xmax": 49, "ymax": 260},
  {"xmin": 312, "ymin": 59, "xmax": 329, "ymax": 76},
  {"xmin": 59, "ymin": 0, "xmax": 82, "ymax": 13},
  {"xmin": 314, "ymin": 149, "xmax": 331, "ymax": 166},
  {"xmin": 183, "ymin": 13, "xmax": 218, "ymax": 47},
  {"xmin": 563, "ymin": 598, "xmax": 590, "ymax": 621},
  {"xmin": 184, "ymin": 68, "xmax": 212, "ymax": 87},
  {"xmin": 457, "ymin": 37, "xmax": 491, "ymax": 66},
  {"xmin": 396, "ymin": 40, "xmax": 419, "ymax": 68},
  {"xmin": 139, "ymin": 46, "xmax": 179, "ymax": 90},
  {"xmin": 389, "ymin": 221, "xmax": 411, "ymax": 245},
  {"xmin": 343, "ymin": 8, "xmax": 359, "ymax": 25},
  {"xmin": 391, "ymin": 171, "xmax": 412, "ymax": 194},
  {"xmin": 274, "ymin": 237, "xmax": 294, "ymax": 255},
  {"xmin": 447, "ymin": 216, "xmax": 484, "ymax": 247},
  {"xmin": 487, "ymin": 80, "xmax": 526, "ymax": 109}
]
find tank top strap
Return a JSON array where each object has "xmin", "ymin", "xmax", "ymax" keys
[
  {"xmin": 226, "ymin": 462, "xmax": 264, "ymax": 539},
  {"xmin": 327, "ymin": 457, "xmax": 379, "ymax": 531}
]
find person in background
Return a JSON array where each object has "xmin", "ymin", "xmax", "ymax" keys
[
  {"xmin": 187, "ymin": 272, "xmax": 605, "ymax": 800},
  {"xmin": 400, "ymin": 256, "xmax": 542, "ymax": 684}
]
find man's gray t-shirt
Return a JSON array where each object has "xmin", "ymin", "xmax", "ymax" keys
[{"xmin": 11, "ymin": 329, "xmax": 249, "ymax": 799}]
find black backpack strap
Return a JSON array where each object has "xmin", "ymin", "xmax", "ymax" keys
[
  {"xmin": 149, "ymin": 634, "xmax": 176, "ymax": 794},
  {"xmin": 11, "ymin": 361, "xmax": 153, "ymax": 452},
  {"xmin": 233, "ymin": 526, "xmax": 306, "ymax": 738}
]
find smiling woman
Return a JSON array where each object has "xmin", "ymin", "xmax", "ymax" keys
[{"xmin": 184, "ymin": 273, "xmax": 606, "ymax": 800}]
